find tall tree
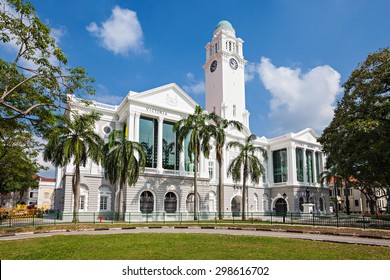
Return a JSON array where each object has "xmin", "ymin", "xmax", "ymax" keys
[
  {"xmin": 227, "ymin": 134, "xmax": 267, "ymax": 220},
  {"xmin": 0, "ymin": 120, "xmax": 41, "ymax": 205},
  {"xmin": 319, "ymin": 166, "xmax": 344, "ymax": 216},
  {"xmin": 43, "ymin": 111, "xmax": 103, "ymax": 222},
  {"xmin": 173, "ymin": 105, "xmax": 214, "ymax": 220},
  {"xmin": 209, "ymin": 112, "xmax": 243, "ymax": 220},
  {"xmin": 0, "ymin": 0, "xmax": 95, "ymax": 135},
  {"xmin": 319, "ymin": 48, "xmax": 390, "ymax": 211},
  {"xmin": 103, "ymin": 130, "xmax": 146, "ymax": 218}
]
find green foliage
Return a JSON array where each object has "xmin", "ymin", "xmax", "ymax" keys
[
  {"xmin": 209, "ymin": 112, "xmax": 243, "ymax": 220},
  {"xmin": 0, "ymin": 0, "xmax": 95, "ymax": 135},
  {"xmin": 43, "ymin": 111, "xmax": 103, "ymax": 221},
  {"xmin": 227, "ymin": 134, "xmax": 267, "ymax": 220},
  {"xmin": 173, "ymin": 105, "xmax": 214, "ymax": 220},
  {"xmin": 0, "ymin": 120, "xmax": 41, "ymax": 204},
  {"xmin": 103, "ymin": 130, "xmax": 146, "ymax": 213},
  {"xmin": 319, "ymin": 48, "xmax": 390, "ymax": 211}
]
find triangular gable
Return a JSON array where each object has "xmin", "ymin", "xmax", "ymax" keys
[
  {"xmin": 293, "ymin": 128, "xmax": 320, "ymax": 143},
  {"xmin": 129, "ymin": 83, "xmax": 198, "ymax": 114}
]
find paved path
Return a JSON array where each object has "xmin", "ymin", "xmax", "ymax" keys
[{"xmin": 1, "ymin": 227, "xmax": 390, "ymax": 247}]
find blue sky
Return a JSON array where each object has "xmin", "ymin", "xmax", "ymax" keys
[{"xmin": 2, "ymin": 0, "xmax": 389, "ymax": 176}]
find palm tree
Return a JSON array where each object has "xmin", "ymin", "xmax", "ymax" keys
[
  {"xmin": 227, "ymin": 134, "xmax": 267, "ymax": 220},
  {"xmin": 44, "ymin": 112, "xmax": 103, "ymax": 222},
  {"xmin": 319, "ymin": 166, "xmax": 343, "ymax": 216},
  {"xmin": 173, "ymin": 105, "xmax": 214, "ymax": 220},
  {"xmin": 209, "ymin": 112, "xmax": 243, "ymax": 220},
  {"xmin": 103, "ymin": 130, "xmax": 146, "ymax": 219}
]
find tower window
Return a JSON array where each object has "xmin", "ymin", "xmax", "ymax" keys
[
  {"xmin": 233, "ymin": 105, "xmax": 236, "ymax": 116},
  {"xmin": 215, "ymin": 43, "xmax": 218, "ymax": 53},
  {"xmin": 229, "ymin": 41, "xmax": 232, "ymax": 51}
]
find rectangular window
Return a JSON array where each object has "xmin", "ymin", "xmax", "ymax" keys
[
  {"xmin": 208, "ymin": 161, "xmax": 214, "ymax": 179},
  {"xmin": 273, "ymin": 149, "xmax": 288, "ymax": 183},
  {"xmin": 306, "ymin": 150, "xmax": 314, "ymax": 183},
  {"xmin": 79, "ymin": 195, "xmax": 85, "ymax": 210},
  {"xmin": 354, "ymin": 200, "xmax": 359, "ymax": 207},
  {"xmin": 296, "ymin": 148, "xmax": 304, "ymax": 182},
  {"xmin": 139, "ymin": 117, "xmax": 158, "ymax": 168},
  {"xmin": 233, "ymin": 105, "xmax": 236, "ymax": 116},
  {"xmin": 30, "ymin": 192, "xmax": 34, "ymax": 198},
  {"xmin": 184, "ymin": 133, "xmax": 194, "ymax": 172},
  {"xmin": 163, "ymin": 122, "xmax": 178, "ymax": 170},
  {"xmin": 100, "ymin": 196, "xmax": 108, "ymax": 210},
  {"xmin": 315, "ymin": 152, "xmax": 323, "ymax": 180}
]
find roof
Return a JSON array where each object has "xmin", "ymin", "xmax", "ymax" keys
[
  {"xmin": 39, "ymin": 177, "xmax": 56, "ymax": 183},
  {"xmin": 215, "ymin": 20, "xmax": 235, "ymax": 33}
]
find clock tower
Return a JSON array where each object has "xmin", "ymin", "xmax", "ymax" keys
[{"xmin": 204, "ymin": 20, "xmax": 249, "ymax": 128}]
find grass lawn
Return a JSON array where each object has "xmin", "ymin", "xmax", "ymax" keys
[{"xmin": 0, "ymin": 233, "xmax": 389, "ymax": 260}]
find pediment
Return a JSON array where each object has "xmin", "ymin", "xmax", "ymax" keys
[
  {"xmin": 293, "ymin": 128, "xmax": 319, "ymax": 143},
  {"xmin": 129, "ymin": 83, "xmax": 198, "ymax": 114}
]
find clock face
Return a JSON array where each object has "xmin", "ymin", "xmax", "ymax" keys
[
  {"xmin": 229, "ymin": 58, "xmax": 238, "ymax": 70},
  {"xmin": 210, "ymin": 60, "xmax": 218, "ymax": 72}
]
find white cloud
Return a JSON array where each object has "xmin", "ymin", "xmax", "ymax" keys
[
  {"xmin": 86, "ymin": 6, "xmax": 146, "ymax": 55},
  {"xmin": 245, "ymin": 62, "xmax": 257, "ymax": 82},
  {"xmin": 257, "ymin": 57, "xmax": 341, "ymax": 135},
  {"xmin": 182, "ymin": 72, "xmax": 205, "ymax": 95}
]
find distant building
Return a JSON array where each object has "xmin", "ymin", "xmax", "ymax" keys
[{"xmin": 37, "ymin": 177, "xmax": 56, "ymax": 210}]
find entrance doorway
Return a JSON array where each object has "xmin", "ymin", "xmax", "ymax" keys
[
  {"xmin": 231, "ymin": 196, "xmax": 242, "ymax": 217},
  {"xmin": 275, "ymin": 198, "xmax": 287, "ymax": 216}
]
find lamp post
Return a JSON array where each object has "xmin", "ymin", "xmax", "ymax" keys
[{"xmin": 282, "ymin": 193, "xmax": 287, "ymax": 223}]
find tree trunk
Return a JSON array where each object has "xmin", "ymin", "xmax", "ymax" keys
[
  {"xmin": 72, "ymin": 164, "xmax": 80, "ymax": 223},
  {"xmin": 218, "ymin": 149, "xmax": 224, "ymax": 220},
  {"xmin": 117, "ymin": 178, "xmax": 124, "ymax": 221},
  {"xmin": 193, "ymin": 149, "xmax": 198, "ymax": 221},
  {"xmin": 242, "ymin": 174, "xmax": 247, "ymax": 221}
]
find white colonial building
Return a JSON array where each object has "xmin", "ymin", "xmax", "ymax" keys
[{"xmin": 55, "ymin": 20, "xmax": 329, "ymax": 220}]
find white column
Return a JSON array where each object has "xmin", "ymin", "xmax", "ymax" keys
[
  {"xmin": 179, "ymin": 149, "xmax": 185, "ymax": 174},
  {"xmin": 313, "ymin": 151, "xmax": 318, "ymax": 185},
  {"xmin": 289, "ymin": 143, "xmax": 297, "ymax": 185},
  {"xmin": 127, "ymin": 113, "xmax": 135, "ymax": 141},
  {"xmin": 157, "ymin": 117, "xmax": 164, "ymax": 172},
  {"xmin": 134, "ymin": 113, "xmax": 140, "ymax": 143}
]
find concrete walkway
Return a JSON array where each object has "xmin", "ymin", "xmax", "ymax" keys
[{"xmin": 1, "ymin": 226, "xmax": 390, "ymax": 247}]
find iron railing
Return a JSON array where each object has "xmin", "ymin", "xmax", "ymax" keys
[{"xmin": 1, "ymin": 211, "xmax": 389, "ymax": 230}]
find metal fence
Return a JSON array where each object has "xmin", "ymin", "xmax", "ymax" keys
[{"xmin": 1, "ymin": 211, "xmax": 389, "ymax": 230}]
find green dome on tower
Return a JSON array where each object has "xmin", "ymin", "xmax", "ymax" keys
[{"xmin": 215, "ymin": 20, "xmax": 235, "ymax": 32}]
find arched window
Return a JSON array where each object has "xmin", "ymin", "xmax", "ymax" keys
[
  {"xmin": 140, "ymin": 191, "xmax": 154, "ymax": 213},
  {"xmin": 164, "ymin": 192, "xmax": 177, "ymax": 213},
  {"xmin": 231, "ymin": 195, "xmax": 242, "ymax": 217},
  {"xmin": 299, "ymin": 197, "xmax": 304, "ymax": 212},
  {"xmin": 319, "ymin": 197, "xmax": 324, "ymax": 212},
  {"xmin": 186, "ymin": 193, "xmax": 199, "ymax": 213}
]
